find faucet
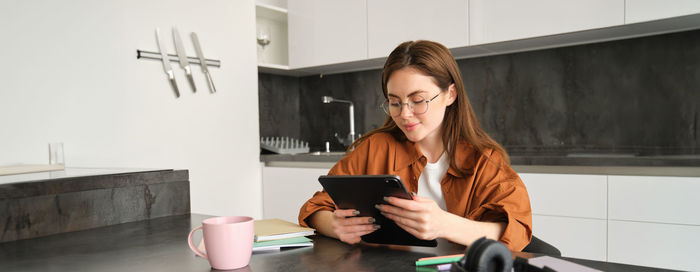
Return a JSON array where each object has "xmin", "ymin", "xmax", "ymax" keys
[{"xmin": 322, "ymin": 96, "xmax": 357, "ymax": 147}]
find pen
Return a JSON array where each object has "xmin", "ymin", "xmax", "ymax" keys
[{"xmin": 415, "ymin": 253, "xmax": 464, "ymax": 266}]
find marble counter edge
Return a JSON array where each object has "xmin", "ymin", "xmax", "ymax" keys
[{"xmin": 0, "ymin": 169, "xmax": 189, "ymax": 199}]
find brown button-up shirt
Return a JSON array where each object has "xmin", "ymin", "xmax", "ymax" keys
[{"xmin": 298, "ymin": 132, "xmax": 532, "ymax": 251}]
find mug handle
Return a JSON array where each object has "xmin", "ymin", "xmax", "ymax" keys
[{"xmin": 188, "ymin": 226, "xmax": 208, "ymax": 259}]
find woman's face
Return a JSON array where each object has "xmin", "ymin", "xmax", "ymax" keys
[{"xmin": 386, "ymin": 67, "xmax": 455, "ymax": 145}]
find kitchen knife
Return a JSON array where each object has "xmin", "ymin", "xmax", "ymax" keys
[
  {"xmin": 191, "ymin": 32, "xmax": 217, "ymax": 93},
  {"xmin": 173, "ymin": 27, "xmax": 196, "ymax": 93},
  {"xmin": 155, "ymin": 28, "xmax": 180, "ymax": 98}
]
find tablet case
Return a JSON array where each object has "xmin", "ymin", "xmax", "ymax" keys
[{"xmin": 318, "ymin": 175, "xmax": 438, "ymax": 247}]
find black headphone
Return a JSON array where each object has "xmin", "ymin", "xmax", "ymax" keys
[{"xmin": 450, "ymin": 237, "xmax": 556, "ymax": 272}]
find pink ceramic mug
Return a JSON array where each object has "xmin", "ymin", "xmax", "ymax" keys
[{"xmin": 188, "ymin": 216, "xmax": 254, "ymax": 270}]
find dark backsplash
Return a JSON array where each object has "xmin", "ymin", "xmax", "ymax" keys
[{"xmin": 259, "ymin": 29, "xmax": 700, "ymax": 155}]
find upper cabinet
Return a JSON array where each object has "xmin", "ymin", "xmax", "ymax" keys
[
  {"xmin": 625, "ymin": 0, "xmax": 700, "ymax": 24},
  {"xmin": 265, "ymin": 0, "xmax": 700, "ymax": 76},
  {"xmin": 469, "ymin": 0, "xmax": 624, "ymax": 45},
  {"xmin": 367, "ymin": 0, "xmax": 469, "ymax": 59},
  {"xmin": 256, "ymin": 2, "xmax": 289, "ymax": 69},
  {"xmin": 288, "ymin": 0, "xmax": 367, "ymax": 68}
]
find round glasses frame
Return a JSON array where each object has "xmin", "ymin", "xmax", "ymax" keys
[{"xmin": 381, "ymin": 93, "xmax": 441, "ymax": 116}]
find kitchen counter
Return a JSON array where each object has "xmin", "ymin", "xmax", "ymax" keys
[
  {"xmin": 0, "ymin": 213, "xmax": 673, "ymax": 272},
  {"xmin": 0, "ymin": 167, "xmax": 190, "ymax": 242},
  {"xmin": 261, "ymin": 153, "xmax": 700, "ymax": 177}
]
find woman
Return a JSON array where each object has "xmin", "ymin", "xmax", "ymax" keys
[{"xmin": 298, "ymin": 40, "xmax": 532, "ymax": 251}]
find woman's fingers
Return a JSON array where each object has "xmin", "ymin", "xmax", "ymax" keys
[
  {"xmin": 333, "ymin": 209, "xmax": 359, "ymax": 217},
  {"xmin": 332, "ymin": 208, "xmax": 380, "ymax": 244},
  {"xmin": 383, "ymin": 196, "xmax": 423, "ymax": 211},
  {"xmin": 377, "ymin": 203, "xmax": 423, "ymax": 222},
  {"xmin": 337, "ymin": 225, "xmax": 378, "ymax": 244},
  {"xmin": 382, "ymin": 210, "xmax": 421, "ymax": 230},
  {"xmin": 393, "ymin": 219, "xmax": 424, "ymax": 239}
]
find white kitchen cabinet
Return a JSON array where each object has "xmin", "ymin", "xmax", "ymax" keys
[
  {"xmin": 256, "ymin": 3, "xmax": 289, "ymax": 67},
  {"xmin": 469, "ymin": 0, "xmax": 624, "ymax": 45},
  {"xmin": 606, "ymin": 175, "xmax": 700, "ymax": 271},
  {"xmin": 366, "ymin": 0, "xmax": 469, "ymax": 59},
  {"xmin": 287, "ymin": 0, "xmax": 367, "ymax": 68},
  {"xmin": 520, "ymin": 173, "xmax": 607, "ymax": 261},
  {"xmin": 608, "ymin": 220, "xmax": 700, "ymax": 271},
  {"xmin": 625, "ymin": 0, "xmax": 700, "ymax": 24},
  {"xmin": 532, "ymin": 215, "xmax": 607, "ymax": 261},
  {"xmin": 262, "ymin": 166, "xmax": 329, "ymax": 224},
  {"xmin": 608, "ymin": 175, "xmax": 700, "ymax": 225},
  {"xmin": 519, "ymin": 173, "xmax": 607, "ymax": 219}
]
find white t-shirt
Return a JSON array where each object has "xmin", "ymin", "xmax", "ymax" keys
[{"xmin": 417, "ymin": 152, "xmax": 449, "ymax": 211}]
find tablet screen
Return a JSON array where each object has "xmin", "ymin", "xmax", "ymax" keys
[{"xmin": 318, "ymin": 175, "xmax": 438, "ymax": 247}]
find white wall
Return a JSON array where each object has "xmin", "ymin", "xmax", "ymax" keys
[{"xmin": 0, "ymin": 0, "xmax": 263, "ymax": 218}]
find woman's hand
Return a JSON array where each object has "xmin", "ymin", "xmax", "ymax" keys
[
  {"xmin": 376, "ymin": 195, "xmax": 448, "ymax": 240},
  {"xmin": 331, "ymin": 208, "xmax": 380, "ymax": 244}
]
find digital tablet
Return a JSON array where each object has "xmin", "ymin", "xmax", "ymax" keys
[{"xmin": 318, "ymin": 175, "xmax": 438, "ymax": 247}]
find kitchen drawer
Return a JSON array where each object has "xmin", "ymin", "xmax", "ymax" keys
[
  {"xmin": 532, "ymin": 215, "xmax": 607, "ymax": 261},
  {"xmin": 608, "ymin": 175, "xmax": 700, "ymax": 225},
  {"xmin": 608, "ymin": 220, "xmax": 700, "ymax": 271},
  {"xmin": 520, "ymin": 173, "xmax": 607, "ymax": 219}
]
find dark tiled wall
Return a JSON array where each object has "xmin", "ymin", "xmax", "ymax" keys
[
  {"xmin": 258, "ymin": 73, "xmax": 301, "ymax": 139},
  {"xmin": 259, "ymin": 29, "xmax": 700, "ymax": 154}
]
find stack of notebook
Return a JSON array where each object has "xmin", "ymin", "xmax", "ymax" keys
[
  {"xmin": 196, "ymin": 218, "xmax": 315, "ymax": 254},
  {"xmin": 253, "ymin": 218, "xmax": 315, "ymax": 252}
]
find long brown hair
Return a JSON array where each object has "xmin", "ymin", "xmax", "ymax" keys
[{"xmin": 349, "ymin": 40, "xmax": 509, "ymax": 175}]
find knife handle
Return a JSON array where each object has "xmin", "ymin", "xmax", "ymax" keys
[{"xmin": 205, "ymin": 72, "xmax": 216, "ymax": 93}]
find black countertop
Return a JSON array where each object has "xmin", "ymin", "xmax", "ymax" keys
[
  {"xmin": 260, "ymin": 153, "xmax": 700, "ymax": 167},
  {"xmin": 0, "ymin": 214, "xmax": 677, "ymax": 272}
]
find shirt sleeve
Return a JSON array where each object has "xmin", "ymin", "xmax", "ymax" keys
[{"xmin": 467, "ymin": 150, "xmax": 533, "ymax": 251}]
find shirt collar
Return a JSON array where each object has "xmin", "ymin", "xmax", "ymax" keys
[{"xmin": 393, "ymin": 139, "xmax": 475, "ymax": 178}]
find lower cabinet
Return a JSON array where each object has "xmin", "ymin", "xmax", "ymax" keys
[
  {"xmin": 607, "ymin": 175, "xmax": 700, "ymax": 271},
  {"xmin": 262, "ymin": 166, "xmax": 700, "ymax": 270},
  {"xmin": 262, "ymin": 166, "xmax": 329, "ymax": 224},
  {"xmin": 521, "ymin": 173, "xmax": 700, "ymax": 271},
  {"xmin": 608, "ymin": 220, "xmax": 700, "ymax": 271},
  {"xmin": 520, "ymin": 173, "xmax": 607, "ymax": 261},
  {"xmin": 532, "ymin": 215, "xmax": 607, "ymax": 261}
]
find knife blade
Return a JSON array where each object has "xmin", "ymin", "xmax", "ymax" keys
[
  {"xmin": 172, "ymin": 27, "xmax": 196, "ymax": 93},
  {"xmin": 155, "ymin": 28, "xmax": 180, "ymax": 98},
  {"xmin": 191, "ymin": 32, "xmax": 217, "ymax": 93}
]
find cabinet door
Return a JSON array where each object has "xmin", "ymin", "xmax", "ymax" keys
[
  {"xmin": 469, "ymin": 0, "xmax": 624, "ymax": 45},
  {"xmin": 367, "ymin": 0, "xmax": 469, "ymax": 59},
  {"xmin": 288, "ymin": 0, "xmax": 367, "ymax": 68},
  {"xmin": 608, "ymin": 175, "xmax": 700, "ymax": 225},
  {"xmin": 533, "ymin": 215, "xmax": 607, "ymax": 261},
  {"xmin": 625, "ymin": 0, "xmax": 700, "ymax": 23},
  {"xmin": 609, "ymin": 220, "xmax": 700, "ymax": 271},
  {"xmin": 519, "ymin": 173, "xmax": 607, "ymax": 219},
  {"xmin": 262, "ymin": 166, "xmax": 329, "ymax": 224}
]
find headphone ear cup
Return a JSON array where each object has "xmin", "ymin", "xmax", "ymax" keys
[
  {"xmin": 465, "ymin": 238, "xmax": 513, "ymax": 272},
  {"xmin": 464, "ymin": 237, "xmax": 490, "ymax": 271}
]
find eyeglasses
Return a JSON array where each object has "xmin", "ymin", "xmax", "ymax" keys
[{"xmin": 381, "ymin": 93, "xmax": 441, "ymax": 116}]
